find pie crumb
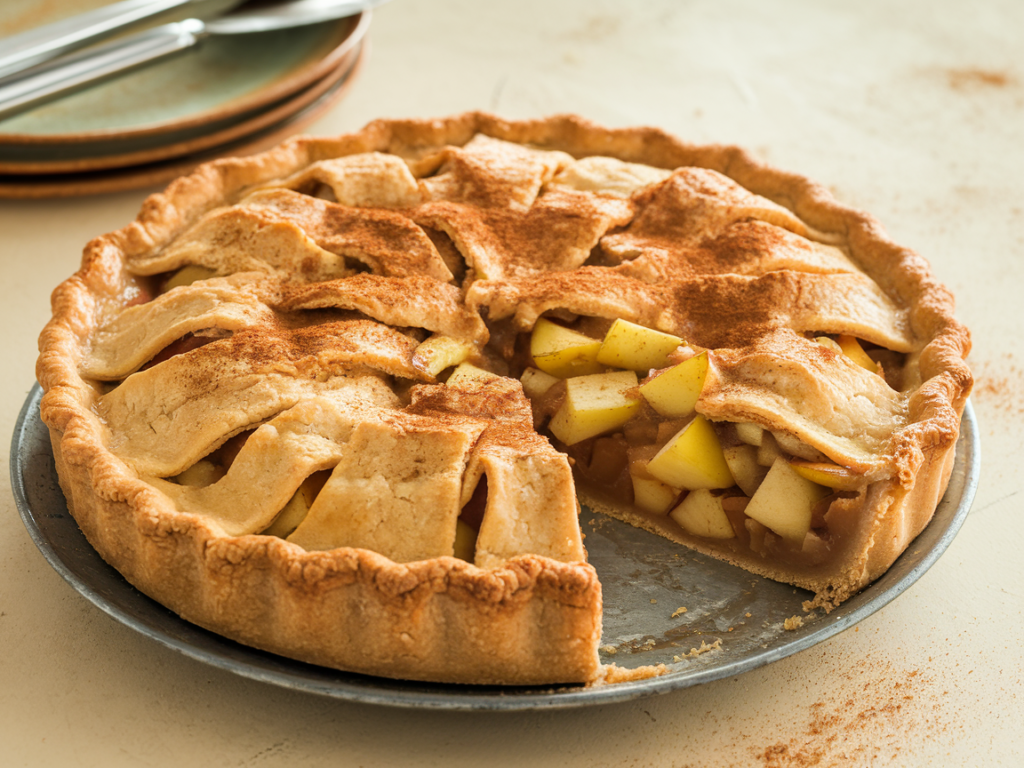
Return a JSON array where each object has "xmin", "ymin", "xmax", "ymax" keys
[
  {"xmin": 593, "ymin": 663, "xmax": 669, "ymax": 685},
  {"xmin": 671, "ymin": 606, "xmax": 688, "ymax": 618},
  {"xmin": 672, "ymin": 639, "xmax": 723, "ymax": 662},
  {"xmin": 599, "ymin": 644, "xmax": 618, "ymax": 655},
  {"xmin": 784, "ymin": 615, "xmax": 805, "ymax": 630}
]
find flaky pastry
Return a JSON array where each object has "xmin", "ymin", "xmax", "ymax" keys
[{"xmin": 37, "ymin": 113, "xmax": 971, "ymax": 685}]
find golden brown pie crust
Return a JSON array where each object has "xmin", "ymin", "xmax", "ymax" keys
[{"xmin": 36, "ymin": 113, "xmax": 971, "ymax": 685}]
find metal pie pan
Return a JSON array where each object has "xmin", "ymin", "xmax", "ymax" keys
[{"xmin": 11, "ymin": 384, "xmax": 979, "ymax": 710}]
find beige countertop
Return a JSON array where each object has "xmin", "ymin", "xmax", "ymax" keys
[{"xmin": 1, "ymin": 1, "xmax": 1021, "ymax": 765}]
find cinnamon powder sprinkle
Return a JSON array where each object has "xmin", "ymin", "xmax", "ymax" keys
[
  {"xmin": 972, "ymin": 353, "xmax": 1023, "ymax": 421},
  {"xmin": 946, "ymin": 68, "xmax": 1014, "ymax": 91},
  {"xmin": 754, "ymin": 665, "xmax": 954, "ymax": 767}
]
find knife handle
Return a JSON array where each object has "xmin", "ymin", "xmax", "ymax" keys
[
  {"xmin": 0, "ymin": 20, "xmax": 208, "ymax": 123},
  {"xmin": 0, "ymin": 0, "xmax": 196, "ymax": 79}
]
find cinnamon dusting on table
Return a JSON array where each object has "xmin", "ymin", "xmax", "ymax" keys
[
  {"xmin": 753, "ymin": 664, "xmax": 954, "ymax": 767},
  {"xmin": 946, "ymin": 68, "xmax": 1014, "ymax": 91},
  {"xmin": 972, "ymin": 353, "xmax": 1023, "ymax": 421}
]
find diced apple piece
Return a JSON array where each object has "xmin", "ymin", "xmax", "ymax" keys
[
  {"xmin": 174, "ymin": 459, "xmax": 225, "ymax": 487},
  {"xmin": 453, "ymin": 518, "xmax": 478, "ymax": 562},
  {"xmin": 596, "ymin": 318, "xmax": 683, "ymax": 372},
  {"xmin": 163, "ymin": 265, "xmax": 217, "ymax": 291},
  {"xmin": 646, "ymin": 415, "xmax": 735, "ymax": 490},
  {"xmin": 815, "ymin": 336, "xmax": 843, "ymax": 354},
  {"xmin": 631, "ymin": 473, "xmax": 678, "ymax": 514},
  {"xmin": 413, "ymin": 334, "xmax": 474, "ymax": 377},
  {"xmin": 263, "ymin": 490, "xmax": 310, "ymax": 539},
  {"xmin": 837, "ymin": 335, "xmax": 884, "ymax": 375},
  {"xmin": 520, "ymin": 366, "xmax": 560, "ymax": 399},
  {"xmin": 744, "ymin": 458, "xmax": 831, "ymax": 543},
  {"xmin": 530, "ymin": 317, "xmax": 603, "ymax": 378},
  {"xmin": 638, "ymin": 351, "xmax": 709, "ymax": 418},
  {"xmin": 446, "ymin": 362, "xmax": 499, "ymax": 388},
  {"xmin": 734, "ymin": 421, "xmax": 765, "ymax": 447},
  {"xmin": 264, "ymin": 471, "xmax": 330, "ymax": 538},
  {"xmin": 723, "ymin": 444, "xmax": 769, "ymax": 496},
  {"xmin": 669, "ymin": 489, "xmax": 735, "ymax": 539},
  {"xmin": 756, "ymin": 431, "xmax": 785, "ymax": 467},
  {"xmin": 818, "ymin": 334, "xmax": 883, "ymax": 375},
  {"xmin": 300, "ymin": 470, "xmax": 331, "ymax": 506},
  {"xmin": 790, "ymin": 460, "xmax": 866, "ymax": 491},
  {"xmin": 745, "ymin": 517, "xmax": 770, "ymax": 554},
  {"xmin": 548, "ymin": 370, "xmax": 640, "ymax": 445}
]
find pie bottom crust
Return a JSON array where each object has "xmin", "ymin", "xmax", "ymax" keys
[{"xmin": 49, "ymin": 429, "xmax": 603, "ymax": 686}]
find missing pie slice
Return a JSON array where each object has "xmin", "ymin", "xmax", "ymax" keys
[{"xmin": 36, "ymin": 113, "xmax": 971, "ymax": 685}]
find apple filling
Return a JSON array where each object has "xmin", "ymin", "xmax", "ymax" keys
[{"xmin": 434, "ymin": 315, "xmax": 897, "ymax": 570}]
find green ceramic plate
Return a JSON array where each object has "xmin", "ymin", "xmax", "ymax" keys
[
  {"xmin": 0, "ymin": 40, "xmax": 366, "ymax": 197},
  {"xmin": 0, "ymin": 0, "xmax": 365, "ymax": 142},
  {"xmin": 0, "ymin": 38, "xmax": 364, "ymax": 172}
]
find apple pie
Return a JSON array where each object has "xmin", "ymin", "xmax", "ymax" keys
[{"xmin": 36, "ymin": 113, "xmax": 971, "ymax": 685}]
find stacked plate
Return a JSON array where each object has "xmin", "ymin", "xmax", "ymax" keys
[{"xmin": 0, "ymin": 3, "xmax": 370, "ymax": 198}]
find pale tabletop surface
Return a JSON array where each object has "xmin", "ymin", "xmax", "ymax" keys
[{"xmin": 1, "ymin": 1, "xmax": 1021, "ymax": 765}]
